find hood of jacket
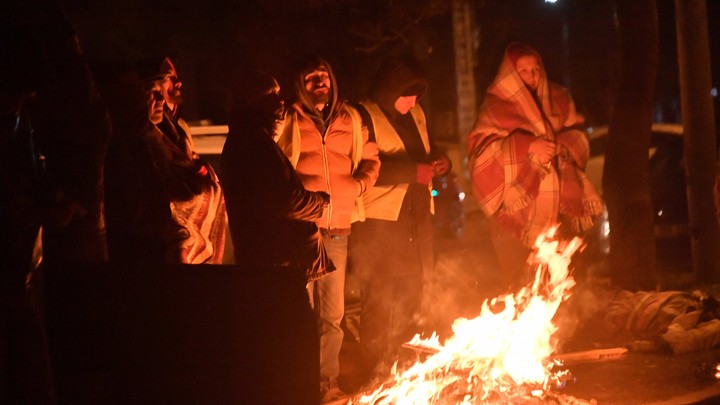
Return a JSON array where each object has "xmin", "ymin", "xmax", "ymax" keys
[
  {"xmin": 292, "ymin": 56, "xmax": 339, "ymax": 129},
  {"xmin": 368, "ymin": 57, "xmax": 428, "ymax": 114}
]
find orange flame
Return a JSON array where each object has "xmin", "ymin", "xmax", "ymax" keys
[{"xmin": 351, "ymin": 226, "xmax": 583, "ymax": 404}]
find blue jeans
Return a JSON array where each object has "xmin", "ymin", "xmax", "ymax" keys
[{"xmin": 308, "ymin": 232, "xmax": 347, "ymax": 384}]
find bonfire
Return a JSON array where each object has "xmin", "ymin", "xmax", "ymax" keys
[{"xmin": 350, "ymin": 226, "xmax": 596, "ymax": 405}]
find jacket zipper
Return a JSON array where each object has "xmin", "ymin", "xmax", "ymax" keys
[{"xmin": 321, "ymin": 129, "xmax": 332, "ymax": 229}]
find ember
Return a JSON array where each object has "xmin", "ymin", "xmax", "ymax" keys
[{"xmin": 350, "ymin": 226, "xmax": 596, "ymax": 404}]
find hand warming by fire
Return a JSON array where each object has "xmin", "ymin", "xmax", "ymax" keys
[{"xmin": 350, "ymin": 226, "xmax": 594, "ymax": 405}]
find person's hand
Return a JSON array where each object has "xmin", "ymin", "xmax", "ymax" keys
[
  {"xmin": 196, "ymin": 162, "xmax": 209, "ymax": 177},
  {"xmin": 416, "ymin": 163, "xmax": 435, "ymax": 185},
  {"xmin": 431, "ymin": 156, "xmax": 451, "ymax": 177},
  {"xmin": 528, "ymin": 138, "xmax": 556, "ymax": 165}
]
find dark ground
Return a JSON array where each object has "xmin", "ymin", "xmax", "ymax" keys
[
  {"xmin": 561, "ymin": 348, "xmax": 720, "ymax": 405},
  {"xmin": 335, "ymin": 210, "xmax": 720, "ymax": 404}
]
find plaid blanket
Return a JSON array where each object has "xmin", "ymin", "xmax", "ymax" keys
[
  {"xmin": 603, "ymin": 290, "xmax": 700, "ymax": 340},
  {"xmin": 170, "ymin": 163, "xmax": 226, "ymax": 264},
  {"xmin": 468, "ymin": 48, "xmax": 603, "ymax": 245},
  {"xmin": 164, "ymin": 120, "xmax": 226, "ymax": 264}
]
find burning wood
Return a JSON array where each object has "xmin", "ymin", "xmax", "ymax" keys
[{"xmin": 349, "ymin": 227, "xmax": 598, "ymax": 404}]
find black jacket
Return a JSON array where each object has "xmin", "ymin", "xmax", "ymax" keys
[{"xmin": 221, "ymin": 111, "xmax": 334, "ymax": 282}]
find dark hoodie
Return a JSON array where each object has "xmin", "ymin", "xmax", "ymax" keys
[
  {"xmin": 368, "ymin": 57, "xmax": 428, "ymax": 114},
  {"xmin": 222, "ymin": 70, "xmax": 333, "ymax": 282},
  {"xmin": 359, "ymin": 57, "xmax": 439, "ymax": 185}
]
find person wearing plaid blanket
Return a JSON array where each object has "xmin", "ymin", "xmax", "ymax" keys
[{"xmin": 467, "ymin": 42, "xmax": 603, "ymax": 291}]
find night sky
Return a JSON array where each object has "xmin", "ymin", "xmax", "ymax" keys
[{"xmin": 60, "ymin": 0, "xmax": 720, "ymax": 139}]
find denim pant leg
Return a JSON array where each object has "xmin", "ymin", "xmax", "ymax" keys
[{"xmin": 310, "ymin": 233, "xmax": 347, "ymax": 383}]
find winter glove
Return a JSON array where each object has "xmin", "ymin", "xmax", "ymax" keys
[{"xmin": 416, "ymin": 163, "xmax": 435, "ymax": 185}]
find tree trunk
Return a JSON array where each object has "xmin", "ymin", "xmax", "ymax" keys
[
  {"xmin": 675, "ymin": 0, "xmax": 719, "ymax": 283},
  {"xmin": 604, "ymin": 0, "xmax": 658, "ymax": 291},
  {"xmin": 452, "ymin": 0, "xmax": 478, "ymax": 208}
]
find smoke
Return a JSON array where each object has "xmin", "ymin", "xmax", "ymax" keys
[
  {"xmin": 416, "ymin": 236, "xmax": 505, "ymax": 341},
  {"xmin": 551, "ymin": 278, "xmax": 619, "ymax": 352}
]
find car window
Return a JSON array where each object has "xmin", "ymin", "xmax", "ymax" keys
[{"xmin": 589, "ymin": 129, "xmax": 682, "ymax": 157}]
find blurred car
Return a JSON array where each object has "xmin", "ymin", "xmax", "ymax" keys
[
  {"xmin": 583, "ymin": 123, "xmax": 690, "ymax": 272},
  {"xmin": 189, "ymin": 124, "xmax": 228, "ymax": 173}
]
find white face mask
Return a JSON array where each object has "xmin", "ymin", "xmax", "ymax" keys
[{"xmin": 394, "ymin": 95, "xmax": 417, "ymax": 115}]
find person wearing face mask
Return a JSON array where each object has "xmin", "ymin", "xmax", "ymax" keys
[
  {"xmin": 276, "ymin": 56, "xmax": 380, "ymax": 403},
  {"xmin": 351, "ymin": 56, "xmax": 451, "ymax": 378},
  {"xmin": 467, "ymin": 42, "xmax": 603, "ymax": 291}
]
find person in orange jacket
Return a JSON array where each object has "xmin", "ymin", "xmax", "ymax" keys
[{"xmin": 277, "ymin": 56, "xmax": 380, "ymax": 402}]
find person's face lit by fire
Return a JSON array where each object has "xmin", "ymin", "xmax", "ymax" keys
[
  {"xmin": 258, "ymin": 80, "xmax": 286, "ymax": 140},
  {"xmin": 159, "ymin": 72, "xmax": 182, "ymax": 111},
  {"xmin": 394, "ymin": 95, "xmax": 417, "ymax": 115},
  {"xmin": 145, "ymin": 82, "xmax": 165, "ymax": 124},
  {"xmin": 515, "ymin": 55, "xmax": 542, "ymax": 92},
  {"xmin": 303, "ymin": 65, "xmax": 331, "ymax": 110}
]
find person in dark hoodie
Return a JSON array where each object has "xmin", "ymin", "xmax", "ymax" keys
[
  {"xmin": 276, "ymin": 56, "xmax": 379, "ymax": 402},
  {"xmin": 351, "ymin": 56, "xmax": 451, "ymax": 378},
  {"xmin": 220, "ymin": 70, "xmax": 332, "ymax": 404},
  {"xmin": 221, "ymin": 69, "xmax": 332, "ymax": 283}
]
